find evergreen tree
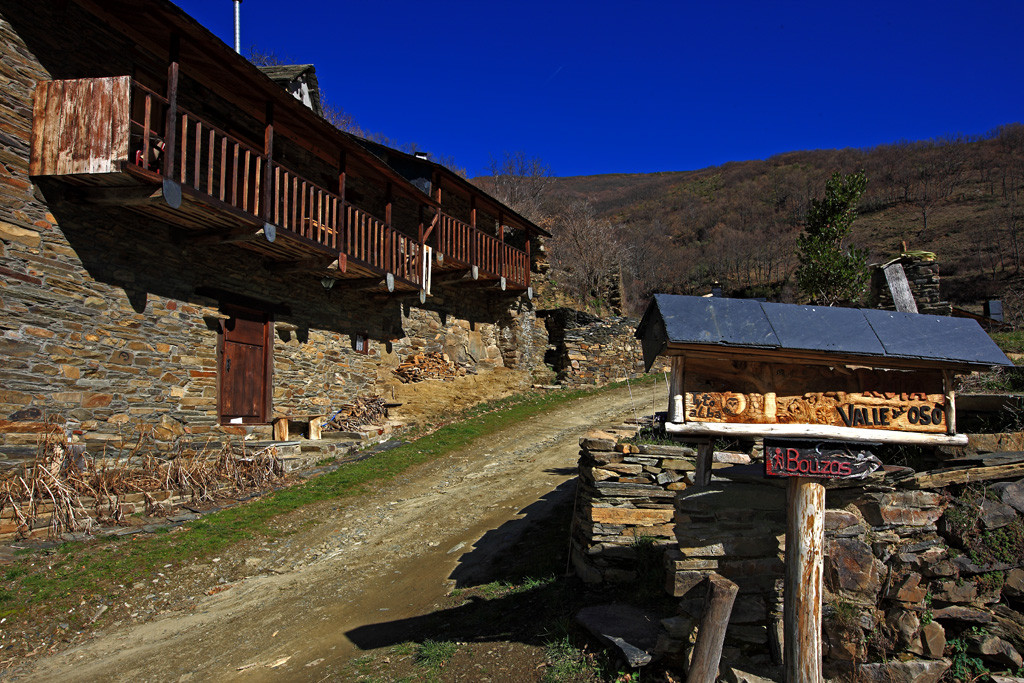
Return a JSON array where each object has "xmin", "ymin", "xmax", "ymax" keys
[{"xmin": 796, "ymin": 171, "xmax": 869, "ymax": 306}]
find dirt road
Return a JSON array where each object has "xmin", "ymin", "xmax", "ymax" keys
[{"xmin": 19, "ymin": 381, "xmax": 663, "ymax": 682}]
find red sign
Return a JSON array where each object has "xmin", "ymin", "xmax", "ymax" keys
[{"xmin": 765, "ymin": 440, "xmax": 881, "ymax": 480}]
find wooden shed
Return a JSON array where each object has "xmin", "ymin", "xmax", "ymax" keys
[{"xmin": 636, "ymin": 294, "xmax": 1014, "ymax": 447}]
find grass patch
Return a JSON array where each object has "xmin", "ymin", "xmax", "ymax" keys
[
  {"xmin": 414, "ymin": 639, "xmax": 459, "ymax": 671},
  {"xmin": 0, "ymin": 380, "xmax": 646, "ymax": 642}
]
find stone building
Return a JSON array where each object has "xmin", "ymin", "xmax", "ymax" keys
[{"xmin": 0, "ymin": 0, "xmax": 548, "ymax": 463}]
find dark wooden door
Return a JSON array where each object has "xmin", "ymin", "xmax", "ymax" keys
[{"xmin": 219, "ymin": 307, "xmax": 271, "ymax": 424}]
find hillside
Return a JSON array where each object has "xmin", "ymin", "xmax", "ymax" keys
[{"xmin": 539, "ymin": 124, "xmax": 1024, "ymax": 317}]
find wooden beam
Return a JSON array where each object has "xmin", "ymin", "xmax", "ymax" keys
[
  {"xmin": 783, "ymin": 477, "xmax": 825, "ymax": 683},
  {"xmin": 687, "ymin": 574, "xmax": 739, "ymax": 683},
  {"xmin": 191, "ymin": 226, "xmax": 265, "ymax": 246},
  {"xmin": 669, "ymin": 356, "xmax": 685, "ymax": 422},
  {"xmin": 944, "ymin": 370, "xmax": 957, "ymax": 435},
  {"xmin": 262, "ymin": 100, "xmax": 274, "ymax": 222},
  {"xmin": 265, "ymin": 256, "xmax": 335, "ymax": 274},
  {"xmin": 77, "ymin": 185, "xmax": 167, "ymax": 206},
  {"xmin": 338, "ymin": 274, "xmax": 395, "ymax": 293},
  {"xmin": 665, "ymin": 420, "xmax": 968, "ymax": 446},
  {"xmin": 163, "ymin": 34, "xmax": 179, "ymax": 181},
  {"xmin": 434, "ymin": 267, "xmax": 479, "ymax": 284},
  {"xmin": 694, "ymin": 441, "xmax": 713, "ymax": 487}
]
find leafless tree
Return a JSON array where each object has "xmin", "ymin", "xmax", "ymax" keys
[{"xmin": 483, "ymin": 151, "xmax": 553, "ymax": 223}]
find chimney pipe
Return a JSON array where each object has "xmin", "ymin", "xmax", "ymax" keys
[{"xmin": 233, "ymin": 0, "xmax": 242, "ymax": 54}]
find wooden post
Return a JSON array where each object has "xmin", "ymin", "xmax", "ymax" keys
[
  {"xmin": 944, "ymin": 370, "xmax": 957, "ymax": 435},
  {"xmin": 163, "ymin": 35, "xmax": 180, "ymax": 180},
  {"xmin": 695, "ymin": 441, "xmax": 713, "ymax": 487},
  {"xmin": 669, "ymin": 356, "xmax": 685, "ymax": 422},
  {"xmin": 525, "ymin": 238, "xmax": 531, "ymax": 288},
  {"xmin": 262, "ymin": 101, "xmax": 273, "ymax": 221},
  {"xmin": 687, "ymin": 573, "xmax": 739, "ymax": 683},
  {"xmin": 783, "ymin": 476, "xmax": 825, "ymax": 683},
  {"xmin": 338, "ymin": 150, "xmax": 347, "ymax": 248}
]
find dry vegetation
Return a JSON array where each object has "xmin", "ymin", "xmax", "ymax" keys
[{"xmin": 0, "ymin": 420, "xmax": 284, "ymax": 540}]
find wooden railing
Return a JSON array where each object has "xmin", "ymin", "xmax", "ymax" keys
[
  {"xmin": 35, "ymin": 77, "xmax": 528, "ymax": 292},
  {"xmin": 128, "ymin": 81, "xmax": 422, "ymax": 288},
  {"xmin": 436, "ymin": 214, "xmax": 530, "ymax": 287}
]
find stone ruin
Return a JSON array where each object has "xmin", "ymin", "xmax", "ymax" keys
[{"xmin": 572, "ymin": 429, "xmax": 1024, "ymax": 681}]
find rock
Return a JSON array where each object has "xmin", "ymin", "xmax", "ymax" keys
[
  {"xmin": 887, "ymin": 573, "xmax": 927, "ymax": 605},
  {"xmin": 932, "ymin": 579, "xmax": 978, "ymax": 604},
  {"xmin": 992, "ymin": 479, "xmax": 1024, "ymax": 514},
  {"xmin": 660, "ymin": 615, "xmax": 696, "ymax": 639},
  {"xmin": 713, "ymin": 451, "xmax": 751, "ymax": 465},
  {"xmin": 921, "ymin": 621, "xmax": 946, "ymax": 659},
  {"xmin": 575, "ymin": 604, "xmax": 662, "ymax": 668},
  {"xmin": 968, "ymin": 633, "xmax": 1023, "ymax": 668},
  {"xmin": 1005, "ymin": 568, "xmax": 1024, "ymax": 598},
  {"xmin": 931, "ymin": 605, "xmax": 993, "ymax": 623},
  {"xmin": 825, "ymin": 537, "xmax": 881, "ymax": 597},
  {"xmin": 990, "ymin": 676, "xmax": 1024, "ymax": 683},
  {"xmin": 667, "ymin": 570, "xmax": 705, "ymax": 598},
  {"xmin": 979, "ymin": 498, "xmax": 1019, "ymax": 530},
  {"xmin": 887, "ymin": 609, "xmax": 921, "ymax": 649},
  {"xmin": 856, "ymin": 659, "xmax": 950, "ymax": 683},
  {"xmin": 581, "ymin": 436, "xmax": 618, "ymax": 451},
  {"xmin": 824, "ymin": 509, "xmax": 860, "ymax": 531}
]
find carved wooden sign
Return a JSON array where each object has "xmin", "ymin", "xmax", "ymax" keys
[
  {"xmin": 764, "ymin": 440, "xmax": 882, "ymax": 479},
  {"xmin": 682, "ymin": 359, "xmax": 948, "ymax": 434}
]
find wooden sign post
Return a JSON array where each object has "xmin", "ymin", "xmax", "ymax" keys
[{"xmin": 765, "ymin": 440, "xmax": 880, "ymax": 682}]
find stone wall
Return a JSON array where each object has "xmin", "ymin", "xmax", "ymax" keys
[
  {"xmin": 541, "ymin": 309, "xmax": 651, "ymax": 387},
  {"xmin": 574, "ymin": 431, "xmax": 1024, "ymax": 681},
  {"xmin": 871, "ymin": 257, "xmax": 952, "ymax": 315},
  {"xmin": 0, "ymin": 9, "xmax": 544, "ymax": 464}
]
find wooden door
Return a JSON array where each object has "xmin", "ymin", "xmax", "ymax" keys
[{"xmin": 219, "ymin": 307, "xmax": 272, "ymax": 424}]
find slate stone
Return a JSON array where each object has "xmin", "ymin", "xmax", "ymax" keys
[
  {"xmin": 825, "ymin": 537, "xmax": 880, "ymax": 597},
  {"xmin": 921, "ymin": 621, "xmax": 946, "ymax": 659},
  {"xmin": 992, "ymin": 479, "xmax": 1024, "ymax": 515},
  {"xmin": 979, "ymin": 499, "xmax": 1018, "ymax": 530},
  {"xmin": 856, "ymin": 659, "xmax": 950, "ymax": 683},
  {"xmin": 1005, "ymin": 568, "xmax": 1024, "ymax": 598},
  {"xmin": 575, "ymin": 604, "xmax": 662, "ymax": 668}
]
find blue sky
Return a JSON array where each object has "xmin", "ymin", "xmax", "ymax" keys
[{"xmin": 172, "ymin": 1, "xmax": 1024, "ymax": 178}]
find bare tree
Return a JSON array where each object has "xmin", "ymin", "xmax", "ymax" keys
[
  {"xmin": 547, "ymin": 200, "xmax": 619, "ymax": 312},
  {"xmin": 482, "ymin": 151, "xmax": 553, "ymax": 223}
]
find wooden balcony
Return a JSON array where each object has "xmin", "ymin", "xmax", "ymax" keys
[{"xmin": 30, "ymin": 76, "xmax": 530, "ymax": 293}]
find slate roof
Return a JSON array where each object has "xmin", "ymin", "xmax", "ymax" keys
[{"xmin": 636, "ymin": 294, "xmax": 1014, "ymax": 371}]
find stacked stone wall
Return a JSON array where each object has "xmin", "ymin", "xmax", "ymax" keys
[
  {"xmin": 0, "ymin": 9, "xmax": 544, "ymax": 465},
  {"xmin": 541, "ymin": 309, "xmax": 651, "ymax": 387},
  {"xmin": 575, "ymin": 431, "xmax": 1024, "ymax": 680},
  {"xmin": 872, "ymin": 258, "xmax": 952, "ymax": 315}
]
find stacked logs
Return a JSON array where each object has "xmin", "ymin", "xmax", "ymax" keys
[
  {"xmin": 322, "ymin": 396, "xmax": 389, "ymax": 432},
  {"xmin": 393, "ymin": 352, "xmax": 466, "ymax": 383}
]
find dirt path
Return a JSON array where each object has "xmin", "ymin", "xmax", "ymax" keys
[{"xmin": 18, "ymin": 381, "xmax": 663, "ymax": 682}]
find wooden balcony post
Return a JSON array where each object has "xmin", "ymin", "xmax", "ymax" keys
[
  {"xmin": 338, "ymin": 150, "xmax": 347, "ymax": 249},
  {"xmin": 262, "ymin": 101, "xmax": 274, "ymax": 222},
  {"xmin": 163, "ymin": 34, "xmax": 180, "ymax": 180},
  {"xmin": 525, "ymin": 238, "xmax": 531, "ymax": 288},
  {"xmin": 499, "ymin": 210, "xmax": 505, "ymax": 279},
  {"xmin": 385, "ymin": 182, "xmax": 393, "ymax": 227},
  {"xmin": 470, "ymin": 196, "xmax": 477, "ymax": 266}
]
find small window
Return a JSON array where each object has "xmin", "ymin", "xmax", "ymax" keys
[{"xmin": 353, "ymin": 333, "xmax": 370, "ymax": 355}]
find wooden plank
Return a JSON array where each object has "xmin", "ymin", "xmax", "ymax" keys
[
  {"xmin": 231, "ymin": 142, "xmax": 239, "ymax": 207},
  {"xmin": 72, "ymin": 79, "xmax": 95, "ymax": 175},
  {"xmin": 29, "ymin": 81, "xmax": 49, "ymax": 176},
  {"xmin": 219, "ymin": 136, "xmax": 227, "ymax": 201},
  {"xmin": 682, "ymin": 360, "xmax": 946, "ymax": 434},
  {"xmin": 695, "ymin": 441, "xmax": 713, "ymax": 487},
  {"xmin": 43, "ymin": 79, "xmax": 65, "ymax": 175},
  {"xmin": 242, "ymin": 148, "xmax": 250, "ymax": 213},
  {"xmin": 141, "ymin": 92, "xmax": 152, "ymax": 175},
  {"xmin": 884, "ymin": 261, "xmax": 918, "ymax": 314},
  {"xmin": 110, "ymin": 77, "xmax": 131, "ymax": 166},
  {"xmin": 90, "ymin": 77, "xmax": 112, "ymax": 174},
  {"xmin": 784, "ymin": 477, "xmax": 825, "ymax": 683},
  {"xmin": 665, "ymin": 420, "xmax": 968, "ymax": 446},
  {"xmin": 901, "ymin": 461, "xmax": 1024, "ymax": 489},
  {"xmin": 207, "ymin": 128, "xmax": 215, "ymax": 195},
  {"xmin": 179, "ymin": 113, "xmax": 188, "ymax": 183},
  {"xmin": 687, "ymin": 574, "xmax": 739, "ymax": 683},
  {"xmin": 193, "ymin": 120, "xmax": 202, "ymax": 190}
]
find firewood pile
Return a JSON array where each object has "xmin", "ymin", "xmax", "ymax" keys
[
  {"xmin": 393, "ymin": 352, "xmax": 466, "ymax": 383},
  {"xmin": 322, "ymin": 396, "xmax": 389, "ymax": 432},
  {"xmin": 0, "ymin": 420, "xmax": 283, "ymax": 539}
]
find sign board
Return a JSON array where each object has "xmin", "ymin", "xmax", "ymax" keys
[
  {"xmin": 683, "ymin": 359, "xmax": 947, "ymax": 434},
  {"xmin": 764, "ymin": 440, "xmax": 882, "ymax": 479}
]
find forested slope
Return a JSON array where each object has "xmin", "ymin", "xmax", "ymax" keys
[{"xmin": 540, "ymin": 124, "xmax": 1024, "ymax": 316}]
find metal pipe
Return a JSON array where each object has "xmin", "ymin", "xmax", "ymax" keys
[{"xmin": 233, "ymin": 0, "xmax": 242, "ymax": 54}]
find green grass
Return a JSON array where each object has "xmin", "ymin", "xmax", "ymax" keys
[
  {"xmin": 414, "ymin": 639, "xmax": 459, "ymax": 671},
  {"xmin": 0, "ymin": 379, "xmax": 649, "ymax": 631},
  {"xmin": 991, "ymin": 329, "xmax": 1024, "ymax": 355}
]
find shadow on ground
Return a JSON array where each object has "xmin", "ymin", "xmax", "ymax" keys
[{"xmin": 346, "ymin": 478, "xmax": 584, "ymax": 650}]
